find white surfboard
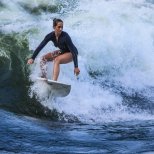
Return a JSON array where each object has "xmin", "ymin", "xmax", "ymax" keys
[{"xmin": 37, "ymin": 77, "xmax": 71, "ymax": 97}]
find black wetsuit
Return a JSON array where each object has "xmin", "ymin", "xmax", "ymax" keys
[{"xmin": 31, "ymin": 31, "xmax": 78, "ymax": 67}]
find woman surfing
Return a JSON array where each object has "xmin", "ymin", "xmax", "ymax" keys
[{"xmin": 27, "ymin": 18, "xmax": 80, "ymax": 81}]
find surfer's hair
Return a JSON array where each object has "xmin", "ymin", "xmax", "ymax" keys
[{"xmin": 53, "ymin": 18, "xmax": 63, "ymax": 27}]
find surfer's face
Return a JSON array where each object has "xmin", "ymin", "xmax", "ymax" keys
[{"xmin": 54, "ymin": 22, "xmax": 63, "ymax": 35}]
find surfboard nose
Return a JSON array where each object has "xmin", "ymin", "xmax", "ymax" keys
[{"xmin": 37, "ymin": 77, "xmax": 71, "ymax": 97}]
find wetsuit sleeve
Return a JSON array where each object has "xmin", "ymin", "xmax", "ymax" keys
[
  {"xmin": 31, "ymin": 34, "xmax": 51, "ymax": 60},
  {"xmin": 65, "ymin": 34, "xmax": 78, "ymax": 68}
]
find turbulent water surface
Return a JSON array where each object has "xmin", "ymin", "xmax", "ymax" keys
[{"xmin": 0, "ymin": 0, "xmax": 154, "ymax": 153}]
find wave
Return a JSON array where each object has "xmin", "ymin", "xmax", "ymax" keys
[
  {"xmin": 0, "ymin": 32, "xmax": 57, "ymax": 119},
  {"xmin": 0, "ymin": 0, "xmax": 154, "ymax": 123}
]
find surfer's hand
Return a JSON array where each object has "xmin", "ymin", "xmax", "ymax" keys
[
  {"xmin": 74, "ymin": 67, "xmax": 80, "ymax": 76},
  {"xmin": 27, "ymin": 58, "xmax": 34, "ymax": 64}
]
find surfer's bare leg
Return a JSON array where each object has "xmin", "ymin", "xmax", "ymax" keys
[{"xmin": 52, "ymin": 52, "xmax": 72, "ymax": 81}]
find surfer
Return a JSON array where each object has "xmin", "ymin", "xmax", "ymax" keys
[{"xmin": 27, "ymin": 18, "xmax": 80, "ymax": 81}]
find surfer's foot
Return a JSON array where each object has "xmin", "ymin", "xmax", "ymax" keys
[{"xmin": 40, "ymin": 74, "xmax": 47, "ymax": 79}]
